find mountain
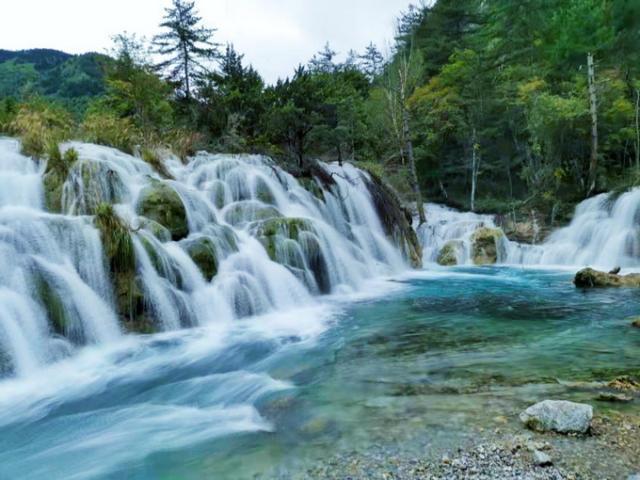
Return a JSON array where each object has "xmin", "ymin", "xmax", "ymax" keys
[{"xmin": 0, "ymin": 48, "xmax": 110, "ymax": 111}]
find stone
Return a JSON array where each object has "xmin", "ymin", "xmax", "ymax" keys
[
  {"xmin": 519, "ymin": 400, "xmax": 593, "ymax": 434},
  {"xmin": 597, "ymin": 392, "xmax": 633, "ymax": 403},
  {"xmin": 136, "ymin": 181, "xmax": 188, "ymax": 240},
  {"xmin": 533, "ymin": 450, "xmax": 553, "ymax": 467},
  {"xmin": 631, "ymin": 318, "xmax": 640, "ymax": 328},
  {"xmin": 574, "ymin": 268, "xmax": 640, "ymax": 288},
  {"xmin": 437, "ymin": 240, "xmax": 463, "ymax": 266},
  {"xmin": 607, "ymin": 376, "xmax": 640, "ymax": 392},
  {"xmin": 470, "ymin": 227, "xmax": 504, "ymax": 265},
  {"xmin": 182, "ymin": 236, "xmax": 218, "ymax": 281}
]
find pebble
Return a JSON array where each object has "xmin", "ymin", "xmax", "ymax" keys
[{"xmin": 533, "ymin": 450, "xmax": 553, "ymax": 467}]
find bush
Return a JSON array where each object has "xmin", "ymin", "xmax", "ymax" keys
[
  {"xmin": 81, "ymin": 111, "xmax": 141, "ymax": 153},
  {"xmin": 165, "ymin": 128, "xmax": 205, "ymax": 162},
  {"xmin": 9, "ymin": 100, "xmax": 73, "ymax": 157},
  {"xmin": 141, "ymin": 148, "xmax": 174, "ymax": 179}
]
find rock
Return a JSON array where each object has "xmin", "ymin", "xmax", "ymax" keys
[
  {"xmin": 632, "ymin": 318, "xmax": 640, "ymax": 328},
  {"xmin": 138, "ymin": 217, "xmax": 172, "ymax": 242},
  {"xmin": 182, "ymin": 236, "xmax": 219, "ymax": 281},
  {"xmin": 136, "ymin": 181, "xmax": 189, "ymax": 240},
  {"xmin": 358, "ymin": 166, "xmax": 423, "ymax": 268},
  {"xmin": 470, "ymin": 227, "xmax": 504, "ymax": 265},
  {"xmin": 437, "ymin": 240, "xmax": 462, "ymax": 266},
  {"xmin": 43, "ymin": 170, "xmax": 66, "ymax": 213},
  {"xmin": 520, "ymin": 400, "xmax": 593, "ymax": 434},
  {"xmin": 607, "ymin": 376, "xmax": 640, "ymax": 392},
  {"xmin": 597, "ymin": 392, "xmax": 633, "ymax": 403},
  {"xmin": 574, "ymin": 268, "xmax": 640, "ymax": 288},
  {"xmin": 532, "ymin": 450, "xmax": 553, "ymax": 467}
]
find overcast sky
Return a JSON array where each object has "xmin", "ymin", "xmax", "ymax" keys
[{"xmin": 1, "ymin": 0, "xmax": 412, "ymax": 83}]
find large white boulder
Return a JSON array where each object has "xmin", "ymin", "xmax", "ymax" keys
[{"xmin": 519, "ymin": 400, "xmax": 593, "ymax": 434}]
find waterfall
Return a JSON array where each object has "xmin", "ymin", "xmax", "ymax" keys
[
  {"xmin": 505, "ymin": 189, "xmax": 640, "ymax": 268},
  {"xmin": 416, "ymin": 203, "xmax": 501, "ymax": 265},
  {"xmin": 0, "ymin": 138, "xmax": 406, "ymax": 377},
  {"xmin": 419, "ymin": 189, "xmax": 640, "ymax": 269}
]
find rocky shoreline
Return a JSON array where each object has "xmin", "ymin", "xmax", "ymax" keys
[{"xmin": 301, "ymin": 409, "xmax": 640, "ymax": 479}]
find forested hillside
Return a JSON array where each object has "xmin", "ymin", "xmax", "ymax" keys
[
  {"xmin": 0, "ymin": 49, "xmax": 107, "ymax": 112},
  {"xmin": 2, "ymin": 0, "xmax": 639, "ymax": 226}
]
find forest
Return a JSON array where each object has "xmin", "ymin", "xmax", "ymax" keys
[{"xmin": 1, "ymin": 0, "xmax": 639, "ymax": 225}]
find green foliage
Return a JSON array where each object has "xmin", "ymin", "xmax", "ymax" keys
[
  {"xmin": 0, "ymin": 49, "xmax": 107, "ymax": 114},
  {"xmin": 94, "ymin": 203, "xmax": 135, "ymax": 275},
  {"xmin": 9, "ymin": 99, "xmax": 73, "ymax": 157},
  {"xmin": 81, "ymin": 110, "xmax": 140, "ymax": 153}
]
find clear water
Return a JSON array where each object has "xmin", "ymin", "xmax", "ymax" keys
[{"xmin": 1, "ymin": 266, "xmax": 638, "ymax": 479}]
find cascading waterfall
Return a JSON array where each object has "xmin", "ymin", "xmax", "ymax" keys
[
  {"xmin": 0, "ymin": 137, "xmax": 406, "ymax": 377},
  {"xmin": 505, "ymin": 189, "xmax": 640, "ymax": 268},
  {"xmin": 416, "ymin": 203, "xmax": 502, "ymax": 265},
  {"xmin": 419, "ymin": 189, "xmax": 640, "ymax": 269}
]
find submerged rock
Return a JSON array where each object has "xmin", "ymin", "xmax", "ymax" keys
[
  {"xmin": 136, "ymin": 181, "xmax": 188, "ymax": 241},
  {"xmin": 631, "ymin": 318, "xmax": 640, "ymax": 328},
  {"xmin": 520, "ymin": 400, "xmax": 593, "ymax": 434},
  {"xmin": 471, "ymin": 227, "xmax": 504, "ymax": 265},
  {"xmin": 574, "ymin": 268, "xmax": 640, "ymax": 288},
  {"xmin": 437, "ymin": 240, "xmax": 463, "ymax": 266},
  {"xmin": 607, "ymin": 376, "xmax": 640, "ymax": 392}
]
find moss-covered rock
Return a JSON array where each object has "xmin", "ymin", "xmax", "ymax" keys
[
  {"xmin": 65, "ymin": 158, "xmax": 125, "ymax": 215},
  {"xmin": 182, "ymin": 236, "xmax": 219, "ymax": 281},
  {"xmin": 93, "ymin": 204, "xmax": 156, "ymax": 334},
  {"xmin": 136, "ymin": 181, "xmax": 188, "ymax": 241},
  {"xmin": 223, "ymin": 201, "xmax": 282, "ymax": 226},
  {"xmin": 437, "ymin": 240, "xmax": 463, "ymax": 266},
  {"xmin": 471, "ymin": 227, "xmax": 504, "ymax": 265},
  {"xmin": 574, "ymin": 268, "xmax": 640, "ymax": 288},
  {"xmin": 359, "ymin": 168, "xmax": 422, "ymax": 268},
  {"xmin": 254, "ymin": 217, "xmax": 331, "ymax": 293},
  {"xmin": 255, "ymin": 217, "xmax": 314, "ymax": 259},
  {"xmin": 33, "ymin": 272, "xmax": 70, "ymax": 338},
  {"xmin": 138, "ymin": 217, "xmax": 172, "ymax": 242}
]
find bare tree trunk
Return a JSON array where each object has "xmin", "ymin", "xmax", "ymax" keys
[
  {"xmin": 587, "ymin": 52, "xmax": 598, "ymax": 195},
  {"xmin": 470, "ymin": 127, "xmax": 479, "ymax": 212},
  {"xmin": 635, "ymin": 88, "xmax": 640, "ymax": 170},
  {"xmin": 403, "ymin": 109, "xmax": 426, "ymax": 225}
]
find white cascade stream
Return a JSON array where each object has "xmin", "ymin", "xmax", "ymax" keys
[
  {"xmin": 0, "ymin": 137, "xmax": 405, "ymax": 377},
  {"xmin": 418, "ymin": 189, "xmax": 640, "ymax": 269}
]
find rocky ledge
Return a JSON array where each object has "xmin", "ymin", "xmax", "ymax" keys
[{"xmin": 574, "ymin": 268, "xmax": 640, "ymax": 288}]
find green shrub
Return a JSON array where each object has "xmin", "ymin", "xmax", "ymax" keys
[
  {"xmin": 81, "ymin": 111, "xmax": 141, "ymax": 153},
  {"xmin": 9, "ymin": 100, "xmax": 73, "ymax": 157}
]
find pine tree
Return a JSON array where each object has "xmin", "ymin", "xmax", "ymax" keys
[
  {"xmin": 153, "ymin": 0, "xmax": 218, "ymax": 100},
  {"xmin": 309, "ymin": 43, "xmax": 338, "ymax": 74},
  {"xmin": 359, "ymin": 43, "xmax": 384, "ymax": 80}
]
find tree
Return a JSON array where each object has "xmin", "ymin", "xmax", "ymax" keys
[
  {"xmin": 309, "ymin": 43, "xmax": 338, "ymax": 74},
  {"xmin": 383, "ymin": 47, "xmax": 426, "ymax": 224},
  {"xmin": 359, "ymin": 43, "xmax": 384, "ymax": 81},
  {"xmin": 153, "ymin": 0, "xmax": 218, "ymax": 101},
  {"xmin": 100, "ymin": 33, "xmax": 174, "ymax": 138}
]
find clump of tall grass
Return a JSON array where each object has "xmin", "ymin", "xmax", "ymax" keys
[
  {"xmin": 141, "ymin": 147, "xmax": 174, "ymax": 179},
  {"xmin": 81, "ymin": 111, "xmax": 141, "ymax": 154},
  {"xmin": 94, "ymin": 203, "xmax": 136, "ymax": 275},
  {"xmin": 9, "ymin": 100, "xmax": 73, "ymax": 157}
]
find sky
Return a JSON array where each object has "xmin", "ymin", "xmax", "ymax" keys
[{"xmin": 1, "ymin": 0, "xmax": 412, "ymax": 83}]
